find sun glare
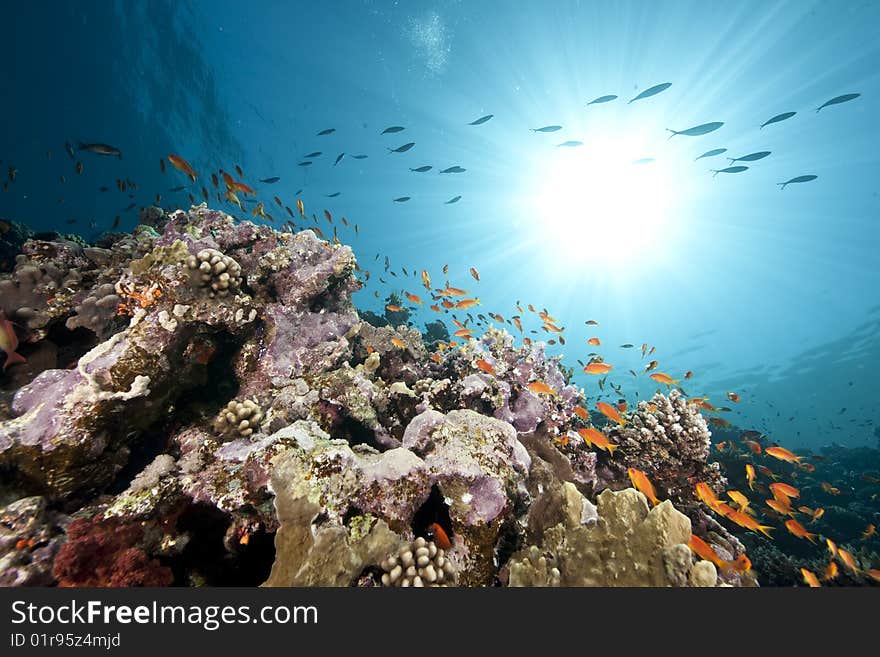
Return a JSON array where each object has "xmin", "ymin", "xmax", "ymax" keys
[{"xmin": 529, "ymin": 135, "xmax": 678, "ymax": 268}]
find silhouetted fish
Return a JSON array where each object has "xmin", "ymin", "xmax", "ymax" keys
[
  {"xmin": 440, "ymin": 166, "xmax": 466, "ymax": 173},
  {"xmin": 666, "ymin": 122, "xmax": 723, "ymax": 139},
  {"xmin": 760, "ymin": 111, "xmax": 796, "ymax": 128},
  {"xmin": 695, "ymin": 148, "xmax": 727, "ymax": 161},
  {"xmin": 351, "ymin": 154, "xmax": 368, "ymax": 159},
  {"xmin": 298, "ymin": 161, "xmax": 313, "ymax": 166},
  {"xmin": 632, "ymin": 158, "xmax": 654, "ymax": 165},
  {"xmin": 815, "ymin": 93, "xmax": 860, "ymax": 113},
  {"xmin": 78, "ymin": 142, "xmax": 122, "ymax": 158},
  {"xmin": 304, "ymin": 151, "xmax": 321, "ymax": 158},
  {"xmin": 531, "ymin": 125, "xmax": 562, "ymax": 132},
  {"xmin": 587, "ymin": 94, "xmax": 617, "ymax": 105},
  {"xmin": 445, "ymin": 195, "xmax": 462, "ymax": 204},
  {"xmin": 469, "ymin": 114, "xmax": 493, "ymax": 125},
  {"xmin": 728, "ymin": 151, "xmax": 771, "ymax": 164},
  {"xmin": 169, "ymin": 186, "xmax": 186, "ymax": 192},
  {"xmin": 777, "ymin": 174, "xmax": 817, "ymax": 189},
  {"xmin": 325, "ymin": 192, "xmax": 341, "ymax": 197},
  {"xmin": 393, "ymin": 196, "xmax": 411, "ymax": 202},
  {"xmin": 334, "ymin": 153, "xmax": 345, "ymax": 166},
  {"xmin": 388, "ymin": 142, "xmax": 415, "ymax": 153},
  {"xmin": 711, "ymin": 166, "xmax": 748, "ymax": 177},
  {"xmin": 64, "ymin": 141, "xmax": 75, "ymax": 159},
  {"xmin": 317, "ymin": 128, "xmax": 336, "ymax": 135},
  {"xmin": 557, "ymin": 141, "xmax": 583, "ymax": 147},
  {"xmin": 259, "ymin": 177, "xmax": 281, "ymax": 184},
  {"xmin": 628, "ymin": 82, "xmax": 671, "ymax": 104},
  {"xmin": 382, "ymin": 126, "xmax": 405, "ymax": 134},
  {"xmin": 410, "ymin": 166, "xmax": 432, "ymax": 172}
]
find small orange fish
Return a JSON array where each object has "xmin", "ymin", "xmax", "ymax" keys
[
  {"xmin": 324, "ymin": 209, "xmax": 332, "ymax": 223},
  {"xmin": 867, "ymin": 569, "xmax": 880, "ymax": 583},
  {"xmin": 822, "ymin": 561, "xmax": 838, "ymax": 581},
  {"xmin": 684, "ymin": 370, "xmax": 694, "ymax": 379},
  {"xmin": 695, "ymin": 482, "xmax": 725, "ymax": 512},
  {"xmin": 727, "ymin": 490, "xmax": 751, "ymax": 512},
  {"xmin": 596, "ymin": 401, "xmax": 625, "ymax": 426},
  {"xmin": 797, "ymin": 462, "xmax": 816, "ymax": 473},
  {"xmin": 573, "ymin": 406, "xmax": 590, "ymax": 421},
  {"xmin": 469, "ymin": 267, "xmax": 480, "ymax": 281},
  {"xmin": 616, "ymin": 400, "xmax": 627, "ymax": 413},
  {"xmin": 765, "ymin": 446, "xmax": 801, "ymax": 463},
  {"xmin": 727, "ymin": 510, "xmax": 773, "ymax": 537},
  {"xmin": 765, "ymin": 499, "xmax": 792, "ymax": 516},
  {"xmin": 442, "ymin": 286, "xmax": 468, "ymax": 297},
  {"xmin": 455, "ymin": 298, "xmax": 480, "ymax": 309},
  {"xmin": 391, "ymin": 337, "xmax": 406, "ymax": 349},
  {"xmin": 811, "ymin": 508, "xmax": 825, "ymax": 522},
  {"xmin": 649, "ymin": 372, "xmax": 677, "ymax": 386},
  {"xmin": 527, "ymin": 381, "xmax": 555, "ymax": 396},
  {"xmin": 801, "ymin": 568, "xmax": 821, "ymax": 588},
  {"xmin": 837, "ymin": 548, "xmax": 859, "ymax": 574},
  {"xmin": 785, "ymin": 519, "xmax": 817, "ymax": 543},
  {"xmin": 475, "ymin": 359, "xmax": 495, "ymax": 375},
  {"xmin": 427, "ymin": 522, "xmax": 452, "ymax": 550},
  {"xmin": 583, "ymin": 362, "xmax": 613, "ymax": 375},
  {"xmin": 225, "ymin": 189, "xmax": 243, "ymax": 211},
  {"xmin": 386, "ymin": 304, "xmax": 403, "ymax": 312},
  {"xmin": 587, "ymin": 337, "xmax": 601, "ymax": 346},
  {"xmin": 421, "ymin": 270, "xmax": 431, "ymax": 290},
  {"xmin": 743, "ymin": 440, "xmax": 762, "ymax": 455},
  {"xmin": 429, "ymin": 304, "xmax": 441, "ymax": 313},
  {"xmin": 709, "ymin": 417, "xmax": 731, "ymax": 428},
  {"xmin": 770, "ymin": 482, "xmax": 800, "ymax": 499},
  {"xmin": 0, "ymin": 314, "xmax": 26, "ymax": 370},
  {"xmin": 512, "ymin": 317, "xmax": 523, "ymax": 333},
  {"xmin": 453, "ymin": 328, "xmax": 473, "ymax": 339},
  {"xmin": 296, "ymin": 198, "xmax": 305, "ymax": 216},
  {"xmin": 821, "ymin": 482, "xmax": 841, "ymax": 495},
  {"xmin": 229, "ymin": 181, "xmax": 255, "ymax": 195},
  {"xmin": 746, "ymin": 464, "xmax": 757, "ymax": 490},
  {"xmin": 441, "ymin": 299, "xmax": 455, "ymax": 309},
  {"xmin": 826, "ymin": 538, "xmax": 838, "ymax": 558},
  {"xmin": 628, "ymin": 468, "xmax": 660, "ymax": 506},
  {"xmin": 862, "ymin": 524, "xmax": 875, "ymax": 540},
  {"xmin": 716, "ymin": 441, "xmax": 728, "ymax": 451},
  {"xmin": 405, "ymin": 292, "xmax": 423, "ymax": 305},
  {"xmin": 577, "ymin": 427, "xmax": 618, "ymax": 455},
  {"xmin": 726, "ymin": 392, "xmax": 740, "ymax": 403},
  {"xmin": 431, "ymin": 353, "xmax": 441, "ymax": 364},
  {"xmin": 688, "ymin": 534, "xmax": 728, "ymax": 570},
  {"xmin": 168, "ymin": 155, "xmax": 198, "ymax": 181},
  {"xmin": 728, "ymin": 553, "xmax": 752, "ymax": 573}
]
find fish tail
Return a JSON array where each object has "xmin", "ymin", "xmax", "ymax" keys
[
  {"xmin": 758, "ymin": 524, "xmax": 774, "ymax": 538},
  {"xmin": 665, "ymin": 129, "xmax": 677, "ymax": 140},
  {"xmin": 777, "ymin": 183, "xmax": 787, "ymax": 190},
  {"xmin": 606, "ymin": 444, "xmax": 618, "ymax": 457},
  {"xmin": 2, "ymin": 350, "xmax": 26, "ymax": 370}
]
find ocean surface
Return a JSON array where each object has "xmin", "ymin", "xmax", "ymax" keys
[{"xmin": 2, "ymin": 0, "xmax": 879, "ymax": 449}]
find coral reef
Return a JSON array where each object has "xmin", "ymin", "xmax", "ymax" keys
[{"xmin": 0, "ymin": 204, "xmax": 768, "ymax": 587}]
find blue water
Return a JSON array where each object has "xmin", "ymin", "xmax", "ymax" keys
[{"xmin": 2, "ymin": 0, "xmax": 879, "ymax": 448}]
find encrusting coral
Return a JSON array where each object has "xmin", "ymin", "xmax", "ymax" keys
[{"xmin": 0, "ymin": 204, "xmax": 760, "ymax": 587}]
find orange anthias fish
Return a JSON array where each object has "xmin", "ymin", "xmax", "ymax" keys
[
  {"xmin": 386, "ymin": 304, "xmax": 403, "ymax": 312},
  {"xmin": 441, "ymin": 286, "xmax": 468, "ymax": 297},
  {"xmin": 743, "ymin": 439, "xmax": 762, "ymax": 455},
  {"xmin": 390, "ymin": 337, "xmax": 406, "ymax": 349},
  {"xmin": 770, "ymin": 482, "xmax": 800, "ymax": 500},
  {"xmin": 431, "ymin": 353, "xmax": 441, "ymax": 364},
  {"xmin": 229, "ymin": 181, "xmax": 255, "ymax": 195},
  {"xmin": 225, "ymin": 189, "xmax": 243, "ymax": 211},
  {"xmin": 469, "ymin": 267, "xmax": 480, "ymax": 281},
  {"xmin": 709, "ymin": 417, "xmax": 731, "ymax": 428},
  {"xmin": 862, "ymin": 524, "xmax": 876, "ymax": 540},
  {"xmin": 746, "ymin": 464, "xmax": 757, "ymax": 490},
  {"xmin": 826, "ymin": 538, "xmax": 838, "ymax": 559},
  {"xmin": 765, "ymin": 499, "xmax": 793, "ymax": 516},
  {"xmin": 441, "ymin": 299, "xmax": 455, "ymax": 309},
  {"xmin": 168, "ymin": 155, "xmax": 198, "ymax": 181},
  {"xmin": 427, "ymin": 522, "xmax": 453, "ymax": 550},
  {"xmin": 617, "ymin": 400, "xmax": 627, "ymax": 413},
  {"xmin": 727, "ymin": 510, "xmax": 774, "ymax": 538},
  {"xmin": 512, "ymin": 317, "xmax": 523, "ymax": 333},
  {"xmin": 801, "ymin": 568, "xmax": 821, "ymax": 588},
  {"xmin": 475, "ymin": 359, "xmax": 495, "ymax": 375},
  {"xmin": 596, "ymin": 401, "xmax": 626, "ymax": 426},
  {"xmin": 765, "ymin": 446, "xmax": 801, "ymax": 463},
  {"xmin": 821, "ymin": 482, "xmax": 841, "ymax": 495},
  {"xmin": 785, "ymin": 519, "xmax": 817, "ymax": 543},
  {"xmin": 453, "ymin": 328, "xmax": 473, "ymax": 339},
  {"xmin": 726, "ymin": 392, "xmax": 740, "ymax": 403},
  {"xmin": 688, "ymin": 534, "xmax": 729, "ymax": 570},
  {"xmin": 587, "ymin": 337, "xmax": 601, "ymax": 346},
  {"xmin": 296, "ymin": 198, "xmax": 305, "ymax": 216},
  {"xmin": 527, "ymin": 381, "xmax": 555, "ymax": 396},
  {"xmin": 837, "ymin": 548, "xmax": 859, "ymax": 574},
  {"xmin": 405, "ymin": 292, "xmax": 423, "ymax": 305},
  {"xmin": 822, "ymin": 561, "xmax": 838, "ymax": 581},
  {"xmin": 628, "ymin": 468, "xmax": 660, "ymax": 507},
  {"xmin": 695, "ymin": 482, "xmax": 725, "ymax": 513},
  {"xmin": 727, "ymin": 490, "xmax": 751, "ymax": 513},
  {"xmin": 574, "ymin": 406, "xmax": 590, "ymax": 421},
  {"xmin": 583, "ymin": 362, "xmax": 613, "ymax": 375},
  {"xmin": 421, "ymin": 270, "xmax": 431, "ymax": 290},
  {"xmin": 649, "ymin": 372, "xmax": 677, "ymax": 386},
  {"xmin": 0, "ymin": 313, "xmax": 26, "ymax": 370},
  {"xmin": 729, "ymin": 553, "xmax": 752, "ymax": 573},
  {"xmin": 455, "ymin": 298, "xmax": 480, "ymax": 309},
  {"xmin": 867, "ymin": 569, "xmax": 880, "ymax": 583},
  {"xmin": 429, "ymin": 304, "xmax": 441, "ymax": 313},
  {"xmin": 577, "ymin": 427, "xmax": 618, "ymax": 455}
]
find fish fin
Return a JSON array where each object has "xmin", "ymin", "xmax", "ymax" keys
[
  {"xmin": 665, "ymin": 129, "xmax": 677, "ymax": 140},
  {"xmin": 606, "ymin": 444, "xmax": 618, "ymax": 457},
  {"xmin": 3, "ymin": 350, "xmax": 26, "ymax": 370}
]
